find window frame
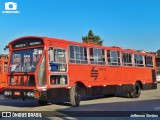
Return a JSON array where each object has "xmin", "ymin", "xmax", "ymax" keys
[
  {"xmin": 107, "ymin": 50, "xmax": 120, "ymax": 66},
  {"xmin": 69, "ymin": 45, "xmax": 88, "ymax": 64},
  {"xmin": 89, "ymin": 47, "xmax": 106, "ymax": 65},
  {"xmin": 49, "ymin": 74, "xmax": 69, "ymax": 87},
  {"xmin": 134, "ymin": 54, "xmax": 144, "ymax": 67},
  {"xmin": 145, "ymin": 55, "xmax": 154, "ymax": 68},
  {"xmin": 122, "ymin": 52, "xmax": 133, "ymax": 66},
  {"xmin": 48, "ymin": 47, "xmax": 68, "ymax": 72},
  {"xmin": 4, "ymin": 62, "xmax": 8, "ymax": 73}
]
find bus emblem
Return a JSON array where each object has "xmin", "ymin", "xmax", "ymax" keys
[{"xmin": 90, "ymin": 67, "xmax": 98, "ymax": 80}]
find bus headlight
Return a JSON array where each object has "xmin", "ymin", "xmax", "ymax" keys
[
  {"xmin": 4, "ymin": 91, "xmax": 12, "ymax": 95},
  {"xmin": 27, "ymin": 92, "xmax": 34, "ymax": 97},
  {"xmin": 4, "ymin": 91, "xmax": 8, "ymax": 95}
]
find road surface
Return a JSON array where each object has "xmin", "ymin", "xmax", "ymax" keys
[{"xmin": 0, "ymin": 84, "xmax": 160, "ymax": 120}]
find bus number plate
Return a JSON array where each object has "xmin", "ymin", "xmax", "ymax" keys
[{"xmin": 14, "ymin": 91, "xmax": 20, "ymax": 95}]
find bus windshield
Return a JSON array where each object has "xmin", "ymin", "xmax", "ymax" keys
[{"xmin": 10, "ymin": 48, "xmax": 43, "ymax": 73}]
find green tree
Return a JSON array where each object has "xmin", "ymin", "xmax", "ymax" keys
[
  {"xmin": 4, "ymin": 45, "xmax": 9, "ymax": 51},
  {"xmin": 82, "ymin": 30, "xmax": 103, "ymax": 45},
  {"xmin": 157, "ymin": 49, "xmax": 160, "ymax": 56}
]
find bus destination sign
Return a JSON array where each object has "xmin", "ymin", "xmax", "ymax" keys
[{"xmin": 12, "ymin": 38, "xmax": 44, "ymax": 49}]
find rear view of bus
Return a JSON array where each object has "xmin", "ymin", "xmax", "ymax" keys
[{"xmin": 4, "ymin": 36, "xmax": 47, "ymax": 104}]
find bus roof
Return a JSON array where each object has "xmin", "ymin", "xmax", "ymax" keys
[{"xmin": 9, "ymin": 36, "xmax": 155, "ymax": 56}]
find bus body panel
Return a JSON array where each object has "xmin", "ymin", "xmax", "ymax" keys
[
  {"xmin": 4, "ymin": 36, "xmax": 157, "ymax": 103},
  {"xmin": 0, "ymin": 54, "xmax": 8, "ymax": 92}
]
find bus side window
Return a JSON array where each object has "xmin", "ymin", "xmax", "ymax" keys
[
  {"xmin": 4, "ymin": 62, "xmax": 8, "ymax": 72},
  {"xmin": 134, "ymin": 54, "xmax": 144, "ymax": 67},
  {"xmin": 145, "ymin": 56, "xmax": 153, "ymax": 68},
  {"xmin": 107, "ymin": 50, "xmax": 120, "ymax": 66},
  {"xmin": 89, "ymin": 48, "xmax": 106, "ymax": 65},
  {"xmin": 69, "ymin": 45, "xmax": 88, "ymax": 64},
  {"xmin": 50, "ymin": 75, "xmax": 68, "ymax": 86},
  {"xmin": 122, "ymin": 52, "xmax": 132, "ymax": 66},
  {"xmin": 49, "ymin": 48, "xmax": 67, "ymax": 72},
  {"xmin": 89, "ymin": 48, "xmax": 94, "ymax": 62}
]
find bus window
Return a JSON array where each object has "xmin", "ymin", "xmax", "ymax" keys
[
  {"xmin": 49, "ymin": 48, "xmax": 67, "ymax": 72},
  {"xmin": 89, "ymin": 48, "xmax": 105, "ymax": 65},
  {"xmin": 69, "ymin": 45, "xmax": 88, "ymax": 64},
  {"xmin": 145, "ymin": 56, "xmax": 153, "ymax": 67},
  {"xmin": 10, "ymin": 48, "xmax": 43, "ymax": 72},
  {"xmin": 38, "ymin": 55, "xmax": 46, "ymax": 87},
  {"xmin": 134, "ymin": 54, "xmax": 144, "ymax": 67},
  {"xmin": 12, "ymin": 53, "xmax": 22, "ymax": 72},
  {"xmin": 24, "ymin": 54, "xmax": 31, "ymax": 71},
  {"xmin": 4, "ymin": 62, "xmax": 8, "ymax": 72},
  {"xmin": 107, "ymin": 50, "xmax": 120, "ymax": 65},
  {"xmin": 122, "ymin": 52, "xmax": 132, "ymax": 66},
  {"xmin": 50, "ymin": 75, "xmax": 68, "ymax": 86}
]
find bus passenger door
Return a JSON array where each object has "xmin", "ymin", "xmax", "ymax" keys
[{"xmin": 49, "ymin": 48, "xmax": 68, "ymax": 86}]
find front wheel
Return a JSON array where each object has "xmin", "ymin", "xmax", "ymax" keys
[
  {"xmin": 130, "ymin": 82, "xmax": 141, "ymax": 98},
  {"xmin": 38, "ymin": 100, "xmax": 48, "ymax": 105},
  {"xmin": 70, "ymin": 83, "xmax": 81, "ymax": 107}
]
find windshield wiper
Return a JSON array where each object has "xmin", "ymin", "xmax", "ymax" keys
[{"xmin": 10, "ymin": 63, "xmax": 20, "ymax": 75}]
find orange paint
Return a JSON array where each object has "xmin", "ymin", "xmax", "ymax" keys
[
  {"xmin": 0, "ymin": 54, "xmax": 8, "ymax": 92},
  {"xmin": 5, "ymin": 36, "xmax": 157, "ymax": 96}
]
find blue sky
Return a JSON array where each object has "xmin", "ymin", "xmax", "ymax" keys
[{"xmin": 0, "ymin": 0, "xmax": 160, "ymax": 54}]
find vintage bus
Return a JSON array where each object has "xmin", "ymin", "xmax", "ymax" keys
[
  {"xmin": 4, "ymin": 36, "xmax": 157, "ymax": 106},
  {"xmin": 0, "ymin": 54, "xmax": 8, "ymax": 93}
]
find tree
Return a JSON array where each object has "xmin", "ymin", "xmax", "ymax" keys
[
  {"xmin": 82, "ymin": 30, "xmax": 103, "ymax": 45},
  {"xmin": 157, "ymin": 49, "xmax": 160, "ymax": 56},
  {"xmin": 4, "ymin": 45, "xmax": 9, "ymax": 51}
]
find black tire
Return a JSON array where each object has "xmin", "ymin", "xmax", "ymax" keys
[
  {"xmin": 130, "ymin": 82, "xmax": 141, "ymax": 98},
  {"xmin": 70, "ymin": 83, "xmax": 81, "ymax": 107},
  {"xmin": 124, "ymin": 92, "xmax": 131, "ymax": 98},
  {"xmin": 38, "ymin": 100, "xmax": 48, "ymax": 105}
]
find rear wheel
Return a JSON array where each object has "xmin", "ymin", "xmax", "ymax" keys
[
  {"xmin": 124, "ymin": 92, "xmax": 131, "ymax": 98},
  {"xmin": 70, "ymin": 83, "xmax": 81, "ymax": 107},
  {"xmin": 38, "ymin": 100, "xmax": 48, "ymax": 105},
  {"xmin": 130, "ymin": 82, "xmax": 141, "ymax": 98}
]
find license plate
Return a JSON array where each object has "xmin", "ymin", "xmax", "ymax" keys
[{"xmin": 14, "ymin": 91, "xmax": 20, "ymax": 95}]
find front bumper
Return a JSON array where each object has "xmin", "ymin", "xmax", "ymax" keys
[{"xmin": 4, "ymin": 89, "xmax": 47, "ymax": 100}]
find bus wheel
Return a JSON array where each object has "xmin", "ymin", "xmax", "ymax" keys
[
  {"xmin": 130, "ymin": 82, "xmax": 141, "ymax": 98},
  {"xmin": 124, "ymin": 92, "xmax": 131, "ymax": 98},
  {"xmin": 70, "ymin": 83, "xmax": 81, "ymax": 107},
  {"xmin": 38, "ymin": 100, "xmax": 48, "ymax": 105}
]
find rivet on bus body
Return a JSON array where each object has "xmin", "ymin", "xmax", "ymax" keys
[
  {"xmin": 119, "ymin": 84, "xmax": 121, "ymax": 86},
  {"xmin": 103, "ymin": 85, "xmax": 106, "ymax": 87},
  {"xmin": 143, "ymin": 83, "xmax": 146, "ymax": 84},
  {"xmin": 68, "ymin": 87, "xmax": 71, "ymax": 89},
  {"xmin": 88, "ymin": 86, "xmax": 91, "ymax": 88}
]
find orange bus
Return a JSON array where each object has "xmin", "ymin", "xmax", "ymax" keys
[
  {"xmin": 4, "ymin": 36, "xmax": 157, "ymax": 106},
  {"xmin": 0, "ymin": 54, "xmax": 8, "ymax": 93}
]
